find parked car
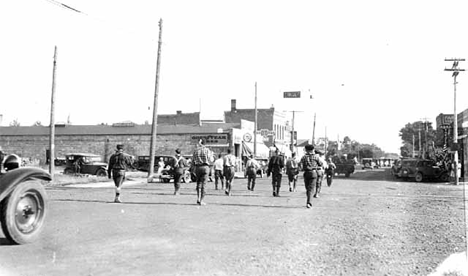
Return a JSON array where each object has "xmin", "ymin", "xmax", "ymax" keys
[
  {"xmin": 333, "ymin": 156, "xmax": 355, "ymax": 177},
  {"xmin": 361, "ymin": 158, "xmax": 379, "ymax": 169},
  {"xmin": 255, "ymin": 158, "xmax": 268, "ymax": 177},
  {"xmin": 0, "ymin": 153, "xmax": 51, "ymax": 244},
  {"xmin": 54, "ymin": 157, "xmax": 67, "ymax": 166},
  {"xmin": 63, "ymin": 153, "xmax": 108, "ymax": 177},
  {"xmin": 391, "ymin": 159, "xmax": 402, "ymax": 177},
  {"xmin": 398, "ymin": 158, "xmax": 449, "ymax": 182},
  {"xmin": 136, "ymin": 155, "xmax": 175, "ymax": 172}
]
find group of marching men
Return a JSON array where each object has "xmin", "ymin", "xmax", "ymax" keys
[{"xmin": 107, "ymin": 140, "xmax": 335, "ymax": 208}]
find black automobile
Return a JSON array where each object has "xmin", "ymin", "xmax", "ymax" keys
[
  {"xmin": 391, "ymin": 159, "xmax": 402, "ymax": 177},
  {"xmin": 398, "ymin": 158, "xmax": 449, "ymax": 182},
  {"xmin": 63, "ymin": 153, "xmax": 108, "ymax": 177}
]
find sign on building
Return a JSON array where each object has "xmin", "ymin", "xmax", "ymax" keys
[{"xmin": 191, "ymin": 134, "xmax": 229, "ymax": 146}]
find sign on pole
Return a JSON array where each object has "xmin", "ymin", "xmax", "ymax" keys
[{"xmin": 283, "ymin": 91, "xmax": 301, "ymax": 98}]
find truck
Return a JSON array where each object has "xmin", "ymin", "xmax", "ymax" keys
[{"xmin": 332, "ymin": 156, "xmax": 356, "ymax": 177}]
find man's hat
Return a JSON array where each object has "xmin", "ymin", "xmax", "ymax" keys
[
  {"xmin": 305, "ymin": 144, "xmax": 314, "ymax": 151},
  {"xmin": 175, "ymin": 149, "xmax": 181, "ymax": 154},
  {"xmin": 116, "ymin": 144, "xmax": 124, "ymax": 150}
]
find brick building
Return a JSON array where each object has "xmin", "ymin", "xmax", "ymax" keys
[
  {"xmin": 0, "ymin": 120, "xmax": 270, "ymax": 166},
  {"xmin": 224, "ymin": 99, "xmax": 292, "ymax": 155}
]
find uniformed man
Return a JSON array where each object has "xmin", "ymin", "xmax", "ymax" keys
[
  {"xmin": 172, "ymin": 148, "xmax": 188, "ymax": 195},
  {"xmin": 286, "ymin": 152, "xmax": 299, "ymax": 192},
  {"xmin": 314, "ymin": 150, "xmax": 327, "ymax": 198},
  {"xmin": 299, "ymin": 144, "xmax": 323, "ymax": 208},
  {"xmin": 245, "ymin": 155, "xmax": 260, "ymax": 191},
  {"xmin": 107, "ymin": 144, "xmax": 134, "ymax": 203},
  {"xmin": 223, "ymin": 149, "xmax": 237, "ymax": 196},
  {"xmin": 267, "ymin": 148, "xmax": 285, "ymax": 197},
  {"xmin": 192, "ymin": 138, "xmax": 214, "ymax": 205}
]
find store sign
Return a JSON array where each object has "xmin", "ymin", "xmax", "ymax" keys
[
  {"xmin": 191, "ymin": 134, "xmax": 228, "ymax": 145},
  {"xmin": 255, "ymin": 129, "xmax": 275, "ymax": 137}
]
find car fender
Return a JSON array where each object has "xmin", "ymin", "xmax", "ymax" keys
[{"xmin": 0, "ymin": 167, "xmax": 51, "ymax": 202}]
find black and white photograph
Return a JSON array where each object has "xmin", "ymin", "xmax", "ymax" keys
[{"xmin": 0, "ymin": 0, "xmax": 467, "ymax": 275}]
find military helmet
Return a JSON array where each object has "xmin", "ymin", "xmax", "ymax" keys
[{"xmin": 3, "ymin": 154, "xmax": 21, "ymax": 171}]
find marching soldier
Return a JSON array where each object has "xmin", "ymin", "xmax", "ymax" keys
[
  {"xmin": 267, "ymin": 148, "xmax": 285, "ymax": 197},
  {"xmin": 108, "ymin": 144, "xmax": 134, "ymax": 203},
  {"xmin": 299, "ymin": 144, "xmax": 323, "ymax": 208}
]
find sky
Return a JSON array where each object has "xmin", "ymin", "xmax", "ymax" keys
[{"xmin": 1, "ymin": 0, "xmax": 467, "ymax": 154}]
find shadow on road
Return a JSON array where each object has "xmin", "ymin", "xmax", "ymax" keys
[
  {"xmin": 53, "ymin": 198, "xmax": 301, "ymax": 209},
  {"xmin": 343, "ymin": 168, "xmax": 450, "ymax": 185}
]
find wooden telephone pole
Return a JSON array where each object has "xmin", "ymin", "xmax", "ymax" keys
[
  {"xmin": 444, "ymin": 58, "xmax": 465, "ymax": 185},
  {"xmin": 49, "ymin": 46, "xmax": 58, "ymax": 181},
  {"xmin": 148, "ymin": 19, "xmax": 163, "ymax": 179}
]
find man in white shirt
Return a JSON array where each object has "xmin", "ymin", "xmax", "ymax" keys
[
  {"xmin": 245, "ymin": 155, "xmax": 260, "ymax": 191},
  {"xmin": 213, "ymin": 154, "xmax": 224, "ymax": 190},
  {"xmin": 223, "ymin": 149, "xmax": 237, "ymax": 196}
]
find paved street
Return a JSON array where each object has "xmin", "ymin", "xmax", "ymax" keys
[{"xmin": 0, "ymin": 169, "xmax": 466, "ymax": 276}]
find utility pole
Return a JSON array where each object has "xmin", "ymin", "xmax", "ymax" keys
[
  {"xmin": 412, "ymin": 134, "xmax": 415, "ymax": 158},
  {"xmin": 254, "ymin": 82, "xmax": 258, "ymax": 156},
  {"xmin": 445, "ymin": 58, "xmax": 467, "ymax": 263},
  {"xmin": 418, "ymin": 129, "xmax": 421, "ymax": 158},
  {"xmin": 445, "ymin": 58, "xmax": 465, "ymax": 186},
  {"xmin": 49, "ymin": 46, "xmax": 58, "ymax": 181},
  {"xmin": 312, "ymin": 113, "xmax": 316, "ymax": 145},
  {"xmin": 148, "ymin": 19, "xmax": 163, "ymax": 179}
]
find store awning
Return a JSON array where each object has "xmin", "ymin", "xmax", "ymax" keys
[{"xmin": 242, "ymin": 141, "xmax": 253, "ymax": 157}]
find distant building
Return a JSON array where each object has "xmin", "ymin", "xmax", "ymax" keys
[{"xmin": 224, "ymin": 99, "xmax": 292, "ymax": 155}]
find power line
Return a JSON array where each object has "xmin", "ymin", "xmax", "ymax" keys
[
  {"xmin": 42, "ymin": 0, "xmax": 156, "ymax": 41},
  {"xmin": 44, "ymin": 0, "xmax": 86, "ymax": 14}
]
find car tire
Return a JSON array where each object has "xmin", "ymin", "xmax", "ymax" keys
[
  {"xmin": 182, "ymin": 172, "xmax": 191, "ymax": 183},
  {"xmin": 0, "ymin": 180, "xmax": 48, "ymax": 244},
  {"xmin": 415, "ymin": 172, "xmax": 423, "ymax": 182},
  {"xmin": 63, "ymin": 168, "xmax": 74, "ymax": 175},
  {"xmin": 96, "ymin": 169, "xmax": 107, "ymax": 177},
  {"xmin": 439, "ymin": 173, "xmax": 449, "ymax": 182}
]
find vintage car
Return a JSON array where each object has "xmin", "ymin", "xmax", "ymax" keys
[
  {"xmin": 0, "ymin": 153, "xmax": 50, "ymax": 244},
  {"xmin": 361, "ymin": 158, "xmax": 379, "ymax": 169},
  {"xmin": 333, "ymin": 156, "xmax": 356, "ymax": 177},
  {"xmin": 398, "ymin": 158, "xmax": 449, "ymax": 182},
  {"xmin": 391, "ymin": 159, "xmax": 402, "ymax": 177},
  {"xmin": 136, "ymin": 155, "xmax": 176, "ymax": 172},
  {"xmin": 254, "ymin": 158, "xmax": 269, "ymax": 177},
  {"xmin": 63, "ymin": 153, "xmax": 108, "ymax": 177},
  {"xmin": 138, "ymin": 155, "xmax": 192, "ymax": 183}
]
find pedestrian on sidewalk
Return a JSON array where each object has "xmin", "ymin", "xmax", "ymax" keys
[
  {"xmin": 267, "ymin": 148, "xmax": 285, "ymax": 197},
  {"xmin": 245, "ymin": 155, "xmax": 260, "ymax": 191},
  {"xmin": 172, "ymin": 148, "xmax": 188, "ymax": 195},
  {"xmin": 286, "ymin": 152, "xmax": 299, "ymax": 192},
  {"xmin": 192, "ymin": 138, "xmax": 214, "ymax": 205},
  {"xmin": 223, "ymin": 149, "xmax": 237, "ymax": 196},
  {"xmin": 108, "ymin": 144, "xmax": 134, "ymax": 203},
  {"xmin": 213, "ymin": 154, "xmax": 224, "ymax": 190},
  {"xmin": 299, "ymin": 144, "xmax": 323, "ymax": 208}
]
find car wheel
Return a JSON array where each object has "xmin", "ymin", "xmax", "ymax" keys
[
  {"xmin": 415, "ymin": 172, "xmax": 423, "ymax": 182},
  {"xmin": 182, "ymin": 172, "xmax": 191, "ymax": 183},
  {"xmin": 440, "ymin": 173, "xmax": 449, "ymax": 182},
  {"xmin": 0, "ymin": 180, "xmax": 48, "ymax": 244},
  {"xmin": 345, "ymin": 172, "xmax": 350, "ymax": 177},
  {"xmin": 96, "ymin": 169, "xmax": 107, "ymax": 177},
  {"xmin": 63, "ymin": 168, "xmax": 74, "ymax": 175}
]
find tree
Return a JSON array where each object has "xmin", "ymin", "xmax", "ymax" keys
[
  {"xmin": 9, "ymin": 119, "xmax": 20, "ymax": 127},
  {"xmin": 33, "ymin": 121, "xmax": 42, "ymax": 126},
  {"xmin": 399, "ymin": 121, "xmax": 436, "ymax": 157}
]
